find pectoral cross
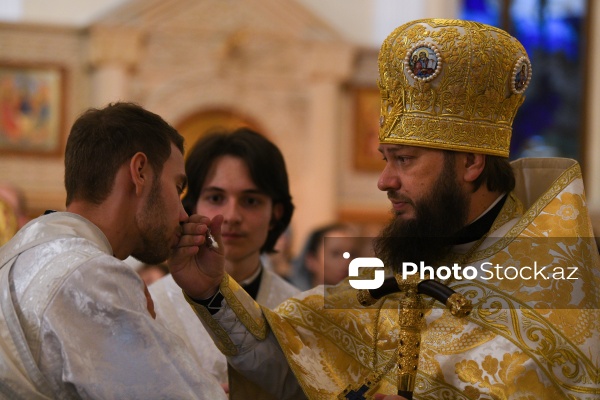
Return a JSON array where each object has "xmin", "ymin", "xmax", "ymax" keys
[
  {"xmin": 342, "ymin": 384, "xmax": 370, "ymax": 400},
  {"xmin": 338, "ymin": 372, "xmax": 380, "ymax": 400}
]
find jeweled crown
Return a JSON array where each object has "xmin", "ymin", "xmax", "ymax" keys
[{"xmin": 378, "ymin": 19, "xmax": 532, "ymax": 157}]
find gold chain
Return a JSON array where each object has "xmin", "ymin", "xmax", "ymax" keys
[
  {"xmin": 371, "ymin": 303, "xmax": 382, "ymax": 370},
  {"xmin": 366, "ymin": 296, "xmax": 398, "ymax": 391}
]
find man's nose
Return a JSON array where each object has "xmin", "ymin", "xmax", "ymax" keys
[
  {"xmin": 377, "ymin": 164, "xmax": 400, "ymax": 192},
  {"xmin": 222, "ymin": 200, "xmax": 242, "ymax": 223}
]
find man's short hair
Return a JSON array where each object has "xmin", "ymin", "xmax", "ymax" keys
[
  {"xmin": 473, "ymin": 155, "xmax": 516, "ymax": 193},
  {"xmin": 64, "ymin": 102, "xmax": 184, "ymax": 206}
]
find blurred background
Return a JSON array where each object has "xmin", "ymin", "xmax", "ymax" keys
[{"xmin": 1, "ymin": 0, "xmax": 599, "ymax": 254}]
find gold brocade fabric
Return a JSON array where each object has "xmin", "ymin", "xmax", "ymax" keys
[
  {"xmin": 0, "ymin": 198, "xmax": 18, "ymax": 246},
  {"xmin": 263, "ymin": 159, "xmax": 600, "ymax": 399},
  {"xmin": 378, "ymin": 19, "xmax": 531, "ymax": 157}
]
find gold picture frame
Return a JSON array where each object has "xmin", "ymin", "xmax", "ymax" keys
[
  {"xmin": 0, "ymin": 62, "xmax": 66, "ymax": 157},
  {"xmin": 353, "ymin": 86, "xmax": 384, "ymax": 172}
]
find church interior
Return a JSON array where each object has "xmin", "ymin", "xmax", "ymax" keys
[{"xmin": 1, "ymin": 0, "xmax": 599, "ymax": 254}]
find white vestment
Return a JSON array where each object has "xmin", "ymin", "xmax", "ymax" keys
[
  {"xmin": 0, "ymin": 212, "xmax": 227, "ymax": 400},
  {"xmin": 149, "ymin": 264, "xmax": 300, "ymax": 384}
]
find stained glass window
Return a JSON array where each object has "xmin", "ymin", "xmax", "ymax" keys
[{"xmin": 460, "ymin": 0, "xmax": 588, "ymax": 161}]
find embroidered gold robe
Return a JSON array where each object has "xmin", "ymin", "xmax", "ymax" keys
[{"xmin": 193, "ymin": 158, "xmax": 600, "ymax": 399}]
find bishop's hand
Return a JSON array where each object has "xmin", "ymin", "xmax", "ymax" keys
[{"xmin": 168, "ymin": 214, "xmax": 225, "ymax": 300}]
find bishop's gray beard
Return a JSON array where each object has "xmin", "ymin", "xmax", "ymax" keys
[{"xmin": 373, "ymin": 156, "xmax": 470, "ymax": 272}]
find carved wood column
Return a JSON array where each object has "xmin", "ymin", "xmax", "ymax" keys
[
  {"xmin": 88, "ymin": 26, "xmax": 143, "ymax": 107},
  {"xmin": 294, "ymin": 41, "xmax": 356, "ymax": 245}
]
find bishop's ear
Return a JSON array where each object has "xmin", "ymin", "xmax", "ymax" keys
[{"xmin": 461, "ymin": 153, "xmax": 486, "ymax": 183}]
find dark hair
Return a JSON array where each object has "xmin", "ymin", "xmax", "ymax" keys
[
  {"xmin": 473, "ymin": 155, "xmax": 515, "ymax": 193},
  {"xmin": 64, "ymin": 102, "xmax": 184, "ymax": 206},
  {"xmin": 443, "ymin": 152, "xmax": 515, "ymax": 193},
  {"xmin": 182, "ymin": 128, "xmax": 294, "ymax": 253},
  {"xmin": 305, "ymin": 223, "xmax": 352, "ymax": 257}
]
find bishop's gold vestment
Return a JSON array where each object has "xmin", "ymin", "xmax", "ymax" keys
[{"xmin": 192, "ymin": 158, "xmax": 600, "ymax": 399}]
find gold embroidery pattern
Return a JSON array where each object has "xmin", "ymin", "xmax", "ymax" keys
[
  {"xmin": 276, "ymin": 297, "xmax": 376, "ymax": 368},
  {"xmin": 442, "ymin": 167, "xmax": 600, "ymax": 396},
  {"xmin": 415, "ymin": 372, "xmax": 472, "ymax": 400},
  {"xmin": 378, "ymin": 19, "xmax": 530, "ymax": 157},
  {"xmin": 0, "ymin": 199, "xmax": 18, "ymax": 246},
  {"xmin": 431, "ymin": 166, "xmax": 596, "ymax": 395},
  {"xmin": 469, "ymin": 161, "xmax": 582, "ymax": 262},
  {"xmin": 184, "ymin": 292, "xmax": 238, "ymax": 356},
  {"xmin": 220, "ymin": 274, "xmax": 268, "ymax": 340},
  {"xmin": 263, "ymin": 159, "xmax": 599, "ymax": 398},
  {"xmin": 453, "ymin": 279, "xmax": 599, "ymax": 395},
  {"xmin": 266, "ymin": 290, "xmax": 402, "ymax": 398},
  {"xmin": 454, "ymin": 352, "xmax": 562, "ymax": 399},
  {"xmin": 419, "ymin": 311, "xmax": 496, "ymax": 388},
  {"xmin": 488, "ymin": 192, "xmax": 523, "ymax": 234}
]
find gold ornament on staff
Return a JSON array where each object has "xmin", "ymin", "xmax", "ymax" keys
[{"xmin": 341, "ymin": 277, "xmax": 472, "ymax": 400}]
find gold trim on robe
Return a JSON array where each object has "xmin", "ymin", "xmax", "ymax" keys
[
  {"xmin": 269, "ymin": 159, "xmax": 599, "ymax": 399},
  {"xmin": 187, "ymin": 273, "xmax": 269, "ymax": 356},
  {"xmin": 202, "ymin": 158, "xmax": 600, "ymax": 399}
]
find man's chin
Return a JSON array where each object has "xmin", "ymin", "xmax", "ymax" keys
[{"xmin": 131, "ymin": 249, "xmax": 170, "ymax": 266}]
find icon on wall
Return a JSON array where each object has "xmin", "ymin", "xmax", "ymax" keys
[{"xmin": 0, "ymin": 63, "xmax": 65, "ymax": 157}]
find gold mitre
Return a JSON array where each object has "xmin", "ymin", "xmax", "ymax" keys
[{"xmin": 378, "ymin": 19, "xmax": 532, "ymax": 157}]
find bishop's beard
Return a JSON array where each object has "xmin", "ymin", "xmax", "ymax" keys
[{"xmin": 373, "ymin": 155, "xmax": 471, "ymax": 272}]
